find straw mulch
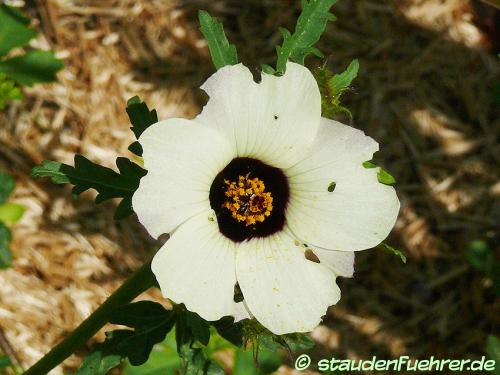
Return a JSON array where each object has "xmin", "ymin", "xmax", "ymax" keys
[{"xmin": 0, "ymin": 0, "xmax": 498, "ymax": 374}]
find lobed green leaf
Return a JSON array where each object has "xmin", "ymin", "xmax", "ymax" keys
[
  {"xmin": 77, "ymin": 330, "xmax": 131, "ymax": 375},
  {"xmin": 198, "ymin": 10, "xmax": 238, "ymax": 70},
  {"xmin": 0, "ymin": 50, "xmax": 64, "ymax": 86},
  {"xmin": 179, "ymin": 346, "xmax": 225, "ymax": 375},
  {"xmin": 126, "ymin": 96, "xmax": 158, "ymax": 156},
  {"xmin": 327, "ymin": 59, "xmax": 359, "ymax": 94},
  {"xmin": 275, "ymin": 0, "xmax": 338, "ymax": 73},
  {"xmin": 32, "ymin": 156, "xmax": 147, "ymax": 220},
  {"xmin": 110, "ymin": 301, "xmax": 173, "ymax": 332},
  {"xmin": 78, "ymin": 302, "xmax": 176, "ymax": 374},
  {"xmin": 109, "ymin": 302, "xmax": 176, "ymax": 366},
  {"xmin": 0, "ymin": 4, "xmax": 37, "ymax": 57},
  {"xmin": 212, "ymin": 317, "xmax": 243, "ymax": 347},
  {"xmin": 314, "ymin": 60, "xmax": 359, "ymax": 119},
  {"xmin": 123, "ymin": 331, "xmax": 181, "ymax": 375},
  {"xmin": 175, "ymin": 307, "xmax": 211, "ymax": 350},
  {"xmin": 31, "ymin": 160, "xmax": 70, "ymax": 184}
]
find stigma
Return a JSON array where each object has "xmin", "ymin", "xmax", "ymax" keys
[{"xmin": 223, "ymin": 174, "xmax": 273, "ymax": 226}]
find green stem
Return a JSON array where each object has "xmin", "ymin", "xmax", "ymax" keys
[{"xmin": 24, "ymin": 259, "xmax": 156, "ymax": 375}]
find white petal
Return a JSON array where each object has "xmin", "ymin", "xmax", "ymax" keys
[
  {"xmin": 310, "ymin": 247, "xmax": 355, "ymax": 278},
  {"xmin": 236, "ymin": 232, "xmax": 340, "ymax": 335},
  {"xmin": 132, "ymin": 119, "xmax": 234, "ymax": 238},
  {"xmin": 151, "ymin": 210, "xmax": 241, "ymax": 321},
  {"xmin": 286, "ymin": 118, "xmax": 400, "ymax": 251},
  {"xmin": 197, "ymin": 62, "xmax": 321, "ymax": 169}
]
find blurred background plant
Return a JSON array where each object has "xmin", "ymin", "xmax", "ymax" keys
[
  {"xmin": 121, "ymin": 329, "xmax": 283, "ymax": 375},
  {"xmin": 0, "ymin": 171, "xmax": 24, "ymax": 270},
  {"xmin": 0, "ymin": 171, "xmax": 24, "ymax": 374},
  {"xmin": 0, "ymin": 0, "xmax": 498, "ymax": 374},
  {"xmin": 0, "ymin": 4, "xmax": 62, "ymax": 109}
]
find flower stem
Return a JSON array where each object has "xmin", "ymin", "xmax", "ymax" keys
[{"xmin": 24, "ymin": 258, "xmax": 157, "ymax": 375}]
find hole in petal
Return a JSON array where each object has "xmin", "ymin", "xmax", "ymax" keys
[
  {"xmin": 327, "ymin": 181, "xmax": 336, "ymax": 192},
  {"xmin": 305, "ymin": 249, "xmax": 320, "ymax": 263},
  {"xmin": 233, "ymin": 283, "xmax": 244, "ymax": 303},
  {"xmin": 274, "ymin": 114, "xmax": 279, "ymax": 120}
]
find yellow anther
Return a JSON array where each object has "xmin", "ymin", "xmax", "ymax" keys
[{"xmin": 224, "ymin": 174, "xmax": 273, "ymax": 226}]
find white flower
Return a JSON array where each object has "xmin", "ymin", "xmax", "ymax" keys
[{"xmin": 132, "ymin": 62, "xmax": 399, "ymax": 335}]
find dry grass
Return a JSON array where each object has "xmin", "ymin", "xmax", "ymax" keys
[{"xmin": 0, "ymin": 0, "xmax": 498, "ymax": 374}]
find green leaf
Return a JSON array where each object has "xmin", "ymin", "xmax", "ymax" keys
[
  {"xmin": 276, "ymin": 0, "xmax": 338, "ymax": 73},
  {"xmin": 261, "ymin": 64, "xmax": 276, "ymax": 75},
  {"xmin": 179, "ymin": 347, "xmax": 224, "ymax": 375},
  {"xmin": 0, "ymin": 73, "xmax": 23, "ymax": 109},
  {"xmin": 109, "ymin": 301, "xmax": 176, "ymax": 366},
  {"xmin": 77, "ymin": 330, "xmax": 131, "ymax": 375},
  {"xmin": 465, "ymin": 240, "xmax": 491, "ymax": 273},
  {"xmin": 186, "ymin": 311, "xmax": 211, "ymax": 346},
  {"xmin": 314, "ymin": 60, "xmax": 358, "ymax": 118},
  {"xmin": 362, "ymin": 161, "xmax": 377, "ymax": 169},
  {"xmin": 110, "ymin": 301, "xmax": 173, "ymax": 332},
  {"xmin": 0, "ymin": 171, "xmax": 15, "ymax": 204},
  {"xmin": 0, "ymin": 222, "xmax": 13, "ymax": 269},
  {"xmin": 31, "ymin": 160, "xmax": 70, "ymax": 184},
  {"xmin": 465, "ymin": 240, "xmax": 500, "ymax": 296},
  {"xmin": 126, "ymin": 96, "xmax": 158, "ymax": 156},
  {"xmin": 175, "ymin": 307, "xmax": 211, "ymax": 349},
  {"xmin": 283, "ymin": 333, "xmax": 315, "ymax": 351},
  {"xmin": 0, "ymin": 4, "xmax": 37, "ymax": 57},
  {"xmin": 124, "ymin": 348, "xmax": 179, "ymax": 375},
  {"xmin": 378, "ymin": 242, "xmax": 407, "ymax": 264},
  {"xmin": 0, "ymin": 203, "xmax": 25, "ymax": 224},
  {"xmin": 174, "ymin": 306, "xmax": 225, "ymax": 374},
  {"xmin": 0, "ymin": 355, "xmax": 12, "ymax": 369},
  {"xmin": 78, "ymin": 303, "xmax": 175, "ymax": 373},
  {"xmin": 0, "ymin": 50, "xmax": 63, "ymax": 86},
  {"xmin": 212, "ymin": 317, "xmax": 243, "ymax": 347},
  {"xmin": 32, "ymin": 156, "xmax": 147, "ymax": 220},
  {"xmin": 123, "ymin": 331, "xmax": 181, "ymax": 375},
  {"xmin": 362, "ymin": 161, "xmax": 396, "ymax": 185},
  {"xmin": 327, "ymin": 59, "xmax": 359, "ymax": 94},
  {"xmin": 486, "ymin": 335, "xmax": 500, "ymax": 375},
  {"xmin": 198, "ymin": 10, "xmax": 238, "ymax": 70},
  {"xmin": 377, "ymin": 168, "xmax": 396, "ymax": 185}
]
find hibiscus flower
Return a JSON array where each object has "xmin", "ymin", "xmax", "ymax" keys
[{"xmin": 132, "ymin": 62, "xmax": 399, "ymax": 335}]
